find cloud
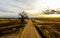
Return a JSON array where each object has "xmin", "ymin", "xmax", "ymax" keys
[
  {"xmin": 0, "ymin": 0, "xmax": 35, "ymax": 14},
  {"xmin": 0, "ymin": 0, "xmax": 36, "ymax": 17},
  {"xmin": 0, "ymin": 0, "xmax": 60, "ymax": 17},
  {"xmin": 0, "ymin": 7, "xmax": 15, "ymax": 13}
]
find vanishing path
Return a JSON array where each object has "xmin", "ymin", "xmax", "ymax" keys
[{"xmin": 20, "ymin": 19, "xmax": 42, "ymax": 38}]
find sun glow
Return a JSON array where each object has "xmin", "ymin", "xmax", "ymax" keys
[{"xmin": 38, "ymin": 14, "xmax": 60, "ymax": 18}]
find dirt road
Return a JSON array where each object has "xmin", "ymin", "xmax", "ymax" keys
[{"xmin": 20, "ymin": 19, "xmax": 42, "ymax": 38}]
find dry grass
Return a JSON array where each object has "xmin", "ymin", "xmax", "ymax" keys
[{"xmin": 0, "ymin": 18, "xmax": 25, "ymax": 38}]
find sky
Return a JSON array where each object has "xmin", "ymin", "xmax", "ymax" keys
[{"xmin": 0, "ymin": 0, "xmax": 60, "ymax": 17}]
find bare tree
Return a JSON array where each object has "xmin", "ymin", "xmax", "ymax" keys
[{"xmin": 18, "ymin": 11, "xmax": 28, "ymax": 24}]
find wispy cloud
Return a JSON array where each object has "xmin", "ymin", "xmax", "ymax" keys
[
  {"xmin": 0, "ymin": 0, "xmax": 60, "ymax": 17},
  {"xmin": 0, "ymin": 0, "xmax": 34, "ymax": 13}
]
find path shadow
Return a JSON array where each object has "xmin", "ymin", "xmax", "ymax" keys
[{"xmin": 35, "ymin": 25, "xmax": 47, "ymax": 38}]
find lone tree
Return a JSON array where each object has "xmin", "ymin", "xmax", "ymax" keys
[{"xmin": 18, "ymin": 11, "xmax": 28, "ymax": 24}]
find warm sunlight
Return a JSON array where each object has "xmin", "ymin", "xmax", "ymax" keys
[{"xmin": 38, "ymin": 14, "xmax": 60, "ymax": 18}]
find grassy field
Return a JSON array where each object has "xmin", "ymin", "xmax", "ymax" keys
[
  {"xmin": 0, "ymin": 18, "xmax": 60, "ymax": 38},
  {"xmin": 32, "ymin": 18, "xmax": 60, "ymax": 38},
  {"xmin": 0, "ymin": 18, "xmax": 28, "ymax": 38}
]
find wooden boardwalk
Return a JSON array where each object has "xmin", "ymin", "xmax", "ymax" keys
[{"xmin": 20, "ymin": 19, "xmax": 42, "ymax": 38}]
